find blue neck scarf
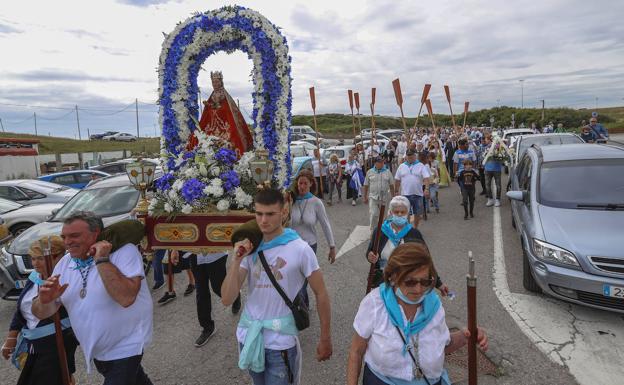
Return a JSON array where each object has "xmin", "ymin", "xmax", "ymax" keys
[
  {"xmin": 379, "ymin": 282, "xmax": 441, "ymax": 355},
  {"xmin": 381, "ymin": 219, "xmax": 412, "ymax": 246},
  {"xmin": 28, "ymin": 270, "xmax": 45, "ymax": 286},
  {"xmin": 295, "ymin": 192, "xmax": 314, "ymax": 201},
  {"xmin": 252, "ymin": 228, "xmax": 300, "ymax": 264},
  {"xmin": 72, "ymin": 256, "xmax": 94, "ymax": 270},
  {"xmin": 372, "ymin": 166, "xmax": 387, "ymax": 173},
  {"xmin": 404, "ymin": 160, "xmax": 420, "ymax": 166}
]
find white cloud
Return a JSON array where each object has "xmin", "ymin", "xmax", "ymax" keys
[{"xmin": 0, "ymin": 0, "xmax": 622, "ymax": 137}]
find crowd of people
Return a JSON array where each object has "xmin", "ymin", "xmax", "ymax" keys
[{"xmin": 7, "ymin": 116, "xmax": 609, "ymax": 384}]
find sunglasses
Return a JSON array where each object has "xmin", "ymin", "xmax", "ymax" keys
[{"xmin": 402, "ymin": 277, "xmax": 434, "ymax": 288}]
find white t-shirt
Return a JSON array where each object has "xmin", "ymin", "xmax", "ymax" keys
[
  {"xmin": 236, "ymin": 238, "xmax": 319, "ymax": 350},
  {"xmin": 353, "ymin": 288, "xmax": 450, "ymax": 381},
  {"xmin": 394, "ymin": 162, "xmax": 431, "ymax": 196},
  {"xmin": 53, "ymin": 244, "xmax": 153, "ymax": 370},
  {"xmin": 20, "ymin": 284, "xmax": 40, "ymax": 330},
  {"xmin": 312, "ymin": 159, "xmax": 325, "ymax": 177}
]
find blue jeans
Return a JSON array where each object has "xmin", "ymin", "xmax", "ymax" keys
[
  {"xmin": 152, "ymin": 249, "xmax": 165, "ymax": 285},
  {"xmin": 404, "ymin": 194, "xmax": 423, "ymax": 216},
  {"xmin": 240, "ymin": 344, "xmax": 299, "ymax": 385},
  {"xmin": 93, "ymin": 354, "xmax": 152, "ymax": 385},
  {"xmin": 429, "ymin": 184, "xmax": 440, "ymax": 209}
]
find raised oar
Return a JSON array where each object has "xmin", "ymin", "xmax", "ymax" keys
[
  {"xmin": 392, "ymin": 78, "xmax": 409, "ymax": 140},
  {"xmin": 354, "ymin": 92, "xmax": 366, "ymax": 167},
  {"xmin": 309, "ymin": 86, "xmax": 324, "ymax": 196},
  {"xmin": 348, "ymin": 90, "xmax": 358, "ymax": 144},
  {"xmin": 425, "ymin": 99, "xmax": 438, "ymax": 133},
  {"xmin": 410, "ymin": 83, "xmax": 431, "ymax": 144},
  {"xmin": 444, "ymin": 85, "xmax": 458, "ymax": 132},
  {"xmin": 366, "ymin": 204, "xmax": 386, "ymax": 294},
  {"xmin": 463, "ymin": 101, "xmax": 470, "ymax": 134}
]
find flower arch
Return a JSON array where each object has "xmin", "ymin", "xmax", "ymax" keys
[{"xmin": 158, "ymin": 5, "xmax": 292, "ymax": 186}]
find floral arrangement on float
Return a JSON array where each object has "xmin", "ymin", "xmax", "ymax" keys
[
  {"xmin": 133, "ymin": 5, "xmax": 292, "ymax": 253},
  {"xmin": 482, "ymin": 134, "xmax": 513, "ymax": 165}
]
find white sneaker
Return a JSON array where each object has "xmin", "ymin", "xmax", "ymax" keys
[
  {"xmin": 486, "ymin": 198, "xmax": 494, "ymax": 207},
  {"xmin": 495, "ymin": 199, "xmax": 501, "ymax": 207},
  {"xmin": 352, "ymin": 200, "xmax": 356, "ymax": 206}
]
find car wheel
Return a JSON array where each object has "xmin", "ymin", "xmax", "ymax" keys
[
  {"xmin": 10, "ymin": 223, "xmax": 33, "ymax": 236},
  {"xmin": 523, "ymin": 248, "xmax": 542, "ymax": 293}
]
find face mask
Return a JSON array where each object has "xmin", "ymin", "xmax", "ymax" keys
[
  {"xmin": 391, "ymin": 215, "xmax": 409, "ymax": 226},
  {"xmin": 395, "ymin": 286, "xmax": 427, "ymax": 305}
]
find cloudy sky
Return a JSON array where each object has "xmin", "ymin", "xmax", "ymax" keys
[{"xmin": 0, "ymin": 0, "xmax": 622, "ymax": 138}]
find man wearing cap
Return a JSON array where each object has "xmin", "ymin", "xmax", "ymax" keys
[
  {"xmin": 363, "ymin": 156, "xmax": 395, "ymax": 232},
  {"xmin": 589, "ymin": 116, "xmax": 608, "ymax": 142},
  {"xmin": 394, "ymin": 149, "xmax": 431, "ymax": 229}
]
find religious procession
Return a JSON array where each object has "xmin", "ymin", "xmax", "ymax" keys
[{"xmin": 1, "ymin": 2, "xmax": 623, "ymax": 385}]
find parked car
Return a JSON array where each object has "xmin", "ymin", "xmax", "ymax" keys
[
  {"xmin": 291, "ymin": 156, "xmax": 313, "ymax": 183},
  {"xmin": 0, "ymin": 180, "xmax": 78, "ymax": 205},
  {"xmin": 0, "ymin": 197, "xmax": 62, "ymax": 236},
  {"xmin": 90, "ymin": 158, "xmax": 159, "ymax": 175},
  {"xmin": 90, "ymin": 131, "xmax": 119, "ymax": 140},
  {"xmin": 512, "ymin": 133, "xmax": 584, "ymax": 168},
  {"xmin": 502, "ymin": 128, "xmax": 534, "ymax": 146},
  {"xmin": 321, "ymin": 145, "xmax": 355, "ymax": 168},
  {"xmin": 103, "ymin": 132, "xmax": 137, "ymax": 141},
  {"xmin": 507, "ymin": 143, "xmax": 624, "ymax": 312},
  {"xmin": 291, "ymin": 125, "xmax": 318, "ymax": 136},
  {"xmin": 291, "ymin": 133, "xmax": 319, "ymax": 142},
  {"xmin": 0, "ymin": 173, "xmax": 148, "ymax": 300},
  {"xmin": 290, "ymin": 142, "xmax": 316, "ymax": 158},
  {"xmin": 38, "ymin": 170, "xmax": 110, "ymax": 189}
]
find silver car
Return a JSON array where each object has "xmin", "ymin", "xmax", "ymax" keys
[
  {"xmin": 0, "ymin": 197, "xmax": 62, "ymax": 236},
  {"xmin": 507, "ymin": 143, "xmax": 624, "ymax": 312},
  {"xmin": 0, "ymin": 180, "xmax": 78, "ymax": 205},
  {"xmin": 0, "ymin": 174, "xmax": 142, "ymax": 300}
]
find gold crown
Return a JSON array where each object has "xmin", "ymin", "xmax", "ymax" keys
[{"xmin": 210, "ymin": 71, "xmax": 223, "ymax": 81}]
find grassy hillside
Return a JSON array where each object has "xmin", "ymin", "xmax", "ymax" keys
[{"xmin": 0, "ymin": 132, "xmax": 160, "ymax": 155}]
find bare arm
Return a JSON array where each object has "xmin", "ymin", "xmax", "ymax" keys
[
  {"xmin": 92, "ymin": 241, "xmax": 141, "ymax": 308},
  {"xmin": 221, "ymin": 239, "xmax": 251, "ymax": 306},
  {"xmin": 308, "ymin": 269, "xmax": 332, "ymax": 361},
  {"xmin": 347, "ymin": 333, "xmax": 369, "ymax": 385},
  {"xmin": 445, "ymin": 327, "xmax": 488, "ymax": 355}
]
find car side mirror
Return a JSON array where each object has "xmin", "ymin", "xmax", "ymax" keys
[{"xmin": 506, "ymin": 190, "xmax": 528, "ymax": 202}]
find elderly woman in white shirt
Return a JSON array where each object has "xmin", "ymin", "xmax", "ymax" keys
[{"xmin": 348, "ymin": 243, "xmax": 488, "ymax": 385}]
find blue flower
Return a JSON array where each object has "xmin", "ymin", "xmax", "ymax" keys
[
  {"xmin": 181, "ymin": 178, "xmax": 206, "ymax": 203},
  {"xmin": 154, "ymin": 173, "xmax": 175, "ymax": 191},
  {"xmin": 215, "ymin": 148, "xmax": 237, "ymax": 165},
  {"xmin": 219, "ymin": 170, "xmax": 240, "ymax": 192}
]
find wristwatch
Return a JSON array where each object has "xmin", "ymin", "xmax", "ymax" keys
[{"xmin": 95, "ymin": 257, "xmax": 111, "ymax": 265}]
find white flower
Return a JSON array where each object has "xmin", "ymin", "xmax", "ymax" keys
[
  {"xmin": 217, "ymin": 199, "xmax": 230, "ymax": 211},
  {"xmin": 164, "ymin": 203, "xmax": 173, "ymax": 213},
  {"xmin": 168, "ymin": 189, "xmax": 178, "ymax": 200},
  {"xmin": 210, "ymin": 166, "xmax": 221, "ymax": 176},
  {"xmin": 210, "ymin": 178, "xmax": 222, "ymax": 187},
  {"xmin": 181, "ymin": 204, "xmax": 193, "ymax": 214},
  {"xmin": 172, "ymin": 179, "xmax": 184, "ymax": 191},
  {"xmin": 184, "ymin": 167, "xmax": 199, "ymax": 178},
  {"xmin": 199, "ymin": 163, "xmax": 208, "ymax": 176},
  {"xmin": 234, "ymin": 187, "xmax": 253, "ymax": 208}
]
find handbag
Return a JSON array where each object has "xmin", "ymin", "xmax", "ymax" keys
[{"xmin": 258, "ymin": 251, "xmax": 310, "ymax": 331}]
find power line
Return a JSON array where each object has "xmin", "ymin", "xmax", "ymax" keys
[
  {"xmin": 37, "ymin": 109, "xmax": 75, "ymax": 121},
  {"xmin": 0, "ymin": 101, "xmax": 159, "ymax": 113}
]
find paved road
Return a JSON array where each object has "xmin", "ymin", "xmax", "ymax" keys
[{"xmin": 0, "ymin": 173, "xmax": 620, "ymax": 384}]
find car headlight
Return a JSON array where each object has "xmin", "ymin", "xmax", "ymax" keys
[
  {"xmin": 0, "ymin": 247, "xmax": 13, "ymax": 267},
  {"xmin": 532, "ymin": 239, "xmax": 579, "ymax": 267}
]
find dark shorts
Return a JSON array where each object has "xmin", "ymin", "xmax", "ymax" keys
[{"xmin": 404, "ymin": 194, "xmax": 423, "ymax": 216}]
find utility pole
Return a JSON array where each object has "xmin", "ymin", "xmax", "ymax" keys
[
  {"xmin": 135, "ymin": 98, "xmax": 140, "ymax": 138},
  {"xmin": 519, "ymin": 79, "xmax": 525, "ymax": 108},
  {"xmin": 75, "ymin": 105, "xmax": 82, "ymax": 140},
  {"xmin": 0, "ymin": 118, "xmax": 4, "ymax": 132},
  {"xmin": 541, "ymin": 99, "xmax": 545, "ymax": 122},
  {"xmin": 34, "ymin": 112, "xmax": 38, "ymax": 136}
]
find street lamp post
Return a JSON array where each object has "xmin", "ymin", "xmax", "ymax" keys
[{"xmin": 519, "ymin": 79, "xmax": 525, "ymax": 108}]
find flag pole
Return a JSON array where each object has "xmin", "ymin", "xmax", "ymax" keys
[{"xmin": 309, "ymin": 87, "xmax": 324, "ymax": 196}]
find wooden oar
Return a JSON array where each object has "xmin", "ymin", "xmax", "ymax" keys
[
  {"xmin": 392, "ymin": 78, "xmax": 409, "ymax": 140},
  {"xmin": 348, "ymin": 90, "xmax": 357, "ymax": 144},
  {"xmin": 40, "ymin": 237, "xmax": 71, "ymax": 385},
  {"xmin": 409, "ymin": 83, "xmax": 431, "ymax": 144},
  {"xmin": 354, "ymin": 92, "xmax": 365, "ymax": 167},
  {"xmin": 366, "ymin": 204, "xmax": 386, "ymax": 294},
  {"xmin": 425, "ymin": 99, "xmax": 437, "ymax": 134},
  {"xmin": 309, "ymin": 87, "xmax": 324, "ymax": 196},
  {"xmin": 463, "ymin": 101, "xmax": 470, "ymax": 133},
  {"xmin": 444, "ymin": 85, "xmax": 458, "ymax": 132}
]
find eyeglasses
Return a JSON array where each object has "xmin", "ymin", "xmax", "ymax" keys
[{"xmin": 402, "ymin": 277, "xmax": 434, "ymax": 288}]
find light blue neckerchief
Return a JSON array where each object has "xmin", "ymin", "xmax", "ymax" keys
[
  {"xmin": 379, "ymin": 282, "xmax": 440, "ymax": 355},
  {"xmin": 295, "ymin": 192, "xmax": 314, "ymax": 201},
  {"xmin": 381, "ymin": 220, "xmax": 412, "ymax": 246},
  {"xmin": 71, "ymin": 256, "xmax": 93, "ymax": 270},
  {"xmin": 28, "ymin": 271, "xmax": 45, "ymax": 286},
  {"xmin": 372, "ymin": 166, "xmax": 388, "ymax": 173},
  {"xmin": 238, "ymin": 311, "xmax": 298, "ymax": 373},
  {"xmin": 403, "ymin": 160, "xmax": 420, "ymax": 166},
  {"xmin": 251, "ymin": 228, "xmax": 301, "ymax": 264}
]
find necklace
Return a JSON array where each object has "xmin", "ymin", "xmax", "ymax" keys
[
  {"xmin": 78, "ymin": 263, "xmax": 93, "ymax": 299},
  {"xmin": 296, "ymin": 198, "xmax": 309, "ymax": 225}
]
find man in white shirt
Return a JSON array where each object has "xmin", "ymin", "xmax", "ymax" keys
[
  {"xmin": 363, "ymin": 156, "xmax": 395, "ymax": 232},
  {"xmin": 312, "ymin": 148, "xmax": 326, "ymax": 199},
  {"xmin": 222, "ymin": 188, "xmax": 333, "ymax": 385},
  {"xmin": 396, "ymin": 136, "xmax": 407, "ymax": 164},
  {"xmin": 33, "ymin": 211, "xmax": 153, "ymax": 385},
  {"xmin": 394, "ymin": 149, "xmax": 431, "ymax": 229}
]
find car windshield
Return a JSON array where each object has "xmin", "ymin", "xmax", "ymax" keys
[
  {"xmin": 539, "ymin": 159, "xmax": 624, "ymax": 209},
  {"xmin": 518, "ymin": 136, "xmax": 582, "ymax": 159},
  {"xmin": 290, "ymin": 146, "xmax": 308, "ymax": 157},
  {"xmin": 51, "ymin": 185, "xmax": 139, "ymax": 221}
]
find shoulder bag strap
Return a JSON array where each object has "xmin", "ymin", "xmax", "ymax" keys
[{"xmin": 258, "ymin": 250, "xmax": 294, "ymax": 309}]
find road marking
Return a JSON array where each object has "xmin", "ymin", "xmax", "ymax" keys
[
  {"xmin": 336, "ymin": 225, "xmax": 370, "ymax": 259},
  {"xmin": 492, "ymin": 206, "xmax": 624, "ymax": 385}
]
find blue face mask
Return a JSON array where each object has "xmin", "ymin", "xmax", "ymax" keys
[
  {"xmin": 391, "ymin": 215, "xmax": 409, "ymax": 226},
  {"xmin": 395, "ymin": 286, "xmax": 428, "ymax": 305}
]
